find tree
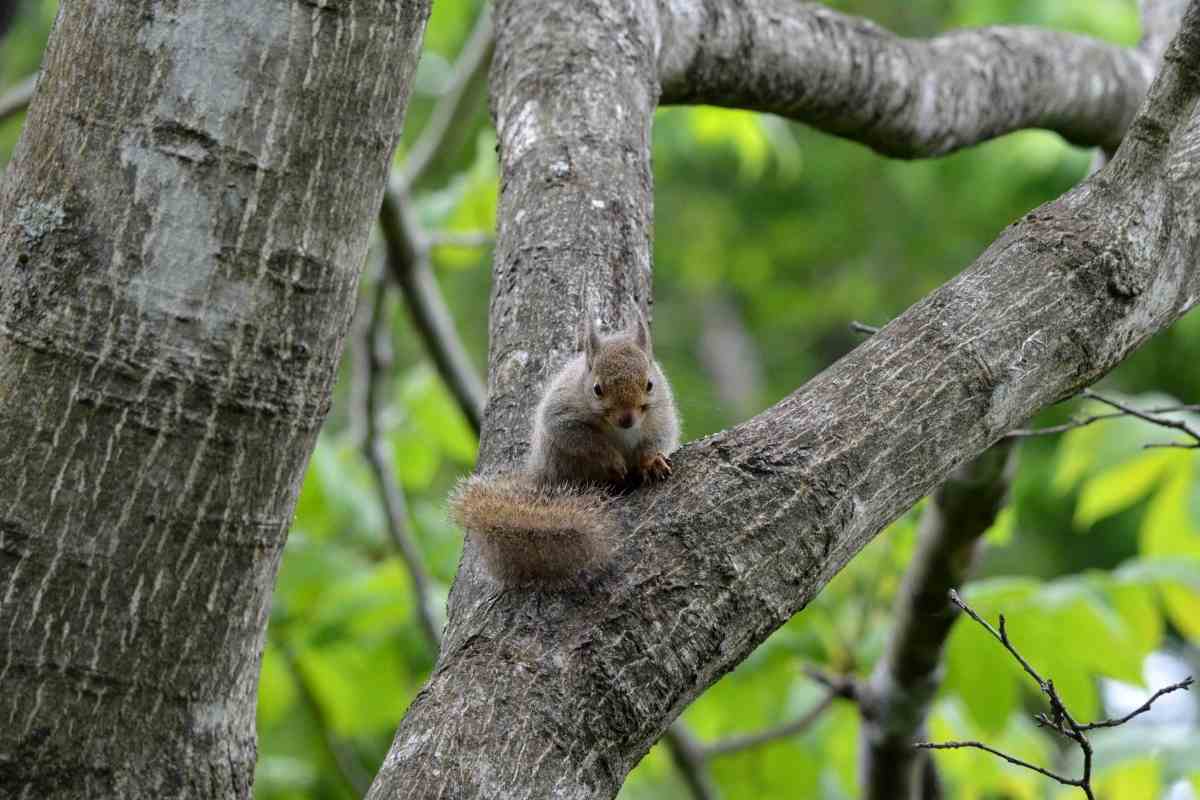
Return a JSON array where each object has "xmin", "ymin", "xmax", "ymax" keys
[
  {"xmin": 0, "ymin": 1, "xmax": 430, "ymax": 797},
  {"xmin": 367, "ymin": 0, "xmax": 1200, "ymax": 798},
  {"xmin": 2, "ymin": 1, "xmax": 1198, "ymax": 800}
]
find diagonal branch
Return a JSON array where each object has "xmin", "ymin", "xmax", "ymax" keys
[
  {"xmin": 355, "ymin": 272, "xmax": 444, "ymax": 650},
  {"xmin": 1083, "ymin": 389, "xmax": 1200, "ymax": 447},
  {"xmin": 0, "ymin": 73, "xmax": 36, "ymax": 124},
  {"xmin": 400, "ymin": 5, "xmax": 494, "ymax": 189},
  {"xmin": 379, "ymin": 188, "xmax": 486, "ymax": 434},
  {"xmin": 367, "ymin": 2, "xmax": 1200, "ymax": 797},
  {"xmin": 702, "ymin": 691, "xmax": 835, "ymax": 758},
  {"xmin": 658, "ymin": 0, "xmax": 1182, "ymax": 157}
]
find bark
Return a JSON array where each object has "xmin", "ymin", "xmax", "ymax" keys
[
  {"xmin": 0, "ymin": 1, "xmax": 429, "ymax": 798},
  {"xmin": 858, "ymin": 442, "xmax": 1015, "ymax": 800},
  {"xmin": 658, "ymin": 0, "xmax": 1161, "ymax": 157},
  {"xmin": 367, "ymin": 0, "xmax": 1200, "ymax": 796}
]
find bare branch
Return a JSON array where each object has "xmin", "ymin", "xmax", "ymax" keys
[
  {"xmin": 661, "ymin": 724, "xmax": 719, "ymax": 800},
  {"xmin": 355, "ymin": 274, "xmax": 444, "ymax": 651},
  {"xmin": 850, "ymin": 320, "xmax": 882, "ymax": 336},
  {"xmin": 0, "ymin": 73, "xmax": 35, "ymax": 124},
  {"xmin": 1076, "ymin": 676, "xmax": 1194, "ymax": 731},
  {"xmin": 658, "ymin": 1, "xmax": 1175, "ymax": 157},
  {"xmin": 915, "ymin": 740, "xmax": 1081, "ymax": 788},
  {"xmin": 1082, "ymin": 389, "xmax": 1200, "ymax": 447},
  {"xmin": 401, "ymin": 5, "xmax": 494, "ymax": 188},
  {"xmin": 925, "ymin": 591, "xmax": 1194, "ymax": 799},
  {"xmin": 1007, "ymin": 404, "xmax": 1200, "ymax": 438},
  {"xmin": 702, "ymin": 692, "xmax": 835, "ymax": 758},
  {"xmin": 379, "ymin": 188, "xmax": 486, "ymax": 434}
]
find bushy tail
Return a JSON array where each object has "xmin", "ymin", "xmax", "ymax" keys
[{"xmin": 449, "ymin": 475, "xmax": 614, "ymax": 587}]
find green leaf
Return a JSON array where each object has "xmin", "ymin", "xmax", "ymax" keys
[
  {"xmin": 1095, "ymin": 757, "xmax": 1161, "ymax": 800},
  {"xmin": 945, "ymin": 618, "xmax": 1019, "ymax": 733},
  {"xmin": 1053, "ymin": 418, "xmax": 1107, "ymax": 493},
  {"xmin": 1140, "ymin": 456, "xmax": 1200, "ymax": 557},
  {"xmin": 1162, "ymin": 582, "xmax": 1200, "ymax": 641},
  {"xmin": 1074, "ymin": 449, "xmax": 1176, "ymax": 529},
  {"xmin": 1109, "ymin": 581, "xmax": 1164, "ymax": 655}
]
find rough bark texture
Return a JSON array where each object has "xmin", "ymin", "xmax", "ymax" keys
[
  {"xmin": 658, "ymin": 0, "xmax": 1158, "ymax": 156},
  {"xmin": 0, "ymin": 1, "xmax": 429, "ymax": 797},
  {"xmin": 858, "ymin": 443, "xmax": 1015, "ymax": 800},
  {"xmin": 368, "ymin": 0, "xmax": 1200, "ymax": 797}
]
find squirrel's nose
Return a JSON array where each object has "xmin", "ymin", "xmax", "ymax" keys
[{"xmin": 617, "ymin": 412, "xmax": 634, "ymax": 429}]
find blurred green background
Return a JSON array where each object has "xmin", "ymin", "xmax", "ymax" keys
[{"xmin": 3, "ymin": 1, "xmax": 1199, "ymax": 798}]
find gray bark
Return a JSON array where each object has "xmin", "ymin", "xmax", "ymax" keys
[
  {"xmin": 858, "ymin": 442, "xmax": 1015, "ymax": 800},
  {"xmin": 659, "ymin": 0, "xmax": 1161, "ymax": 157},
  {"xmin": 367, "ymin": 0, "xmax": 1200, "ymax": 797},
  {"xmin": 0, "ymin": 1, "xmax": 429, "ymax": 797}
]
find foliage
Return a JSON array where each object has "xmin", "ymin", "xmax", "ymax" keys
[{"xmin": 2, "ymin": 0, "xmax": 1198, "ymax": 798}]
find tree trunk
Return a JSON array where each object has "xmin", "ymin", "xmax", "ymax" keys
[{"xmin": 0, "ymin": 1, "xmax": 429, "ymax": 797}]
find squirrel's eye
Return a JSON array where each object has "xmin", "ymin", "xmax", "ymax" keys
[
  {"xmin": 593, "ymin": 383, "xmax": 603, "ymax": 397},
  {"xmin": 646, "ymin": 380, "xmax": 654, "ymax": 392}
]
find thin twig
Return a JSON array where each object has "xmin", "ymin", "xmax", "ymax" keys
[
  {"xmin": 400, "ymin": 5, "xmax": 494, "ymax": 189},
  {"xmin": 920, "ymin": 590, "xmax": 1193, "ymax": 800},
  {"xmin": 357, "ymin": 274, "xmax": 444, "ymax": 650},
  {"xmin": 703, "ymin": 693, "xmax": 835, "ymax": 757},
  {"xmin": 850, "ymin": 320, "xmax": 881, "ymax": 336},
  {"xmin": 0, "ymin": 73, "xmax": 36, "ymax": 123},
  {"xmin": 1076, "ymin": 677, "xmax": 1193, "ymax": 731},
  {"xmin": 1083, "ymin": 389, "xmax": 1200, "ymax": 447},
  {"xmin": 915, "ymin": 740, "xmax": 1081, "ymax": 787},
  {"xmin": 1006, "ymin": 404, "xmax": 1200, "ymax": 438}
]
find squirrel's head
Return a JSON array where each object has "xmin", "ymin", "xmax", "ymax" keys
[{"xmin": 582, "ymin": 310, "xmax": 657, "ymax": 432}]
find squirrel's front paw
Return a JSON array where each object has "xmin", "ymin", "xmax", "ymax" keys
[{"xmin": 638, "ymin": 451, "xmax": 673, "ymax": 483}]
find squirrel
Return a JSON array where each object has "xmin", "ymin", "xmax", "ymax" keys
[{"xmin": 450, "ymin": 310, "xmax": 680, "ymax": 587}]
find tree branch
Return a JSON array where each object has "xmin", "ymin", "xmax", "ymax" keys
[
  {"xmin": 658, "ymin": 0, "xmax": 1176, "ymax": 157},
  {"xmin": 919, "ymin": 591, "xmax": 1194, "ymax": 799},
  {"xmin": 702, "ymin": 692, "xmax": 835, "ymax": 758},
  {"xmin": 355, "ymin": 273, "xmax": 444, "ymax": 650},
  {"xmin": 858, "ymin": 442, "xmax": 1015, "ymax": 800},
  {"xmin": 368, "ymin": 2, "xmax": 1200, "ymax": 797},
  {"xmin": 0, "ymin": 73, "xmax": 35, "ymax": 124},
  {"xmin": 1076, "ymin": 676, "xmax": 1194, "ymax": 730},
  {"xmin": 1082, "ymin": 388, "xmax": 1200, "ymax": 447},
  {"xmin": 379, "ymin": 188, "xmax": 486, "ymax": 434},
  {"xmin": 400, "ymin": 5, "xmax": 494, "ymax": 189},
  {"xmin": 661, "ymin": 724, "xmax": 719, "ymax": 800}
]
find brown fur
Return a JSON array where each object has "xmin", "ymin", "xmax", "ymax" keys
[
  {"xmin": 452, "ymin": 312, "xmax": 679, "ymax": 588},
  {"xmin": 450, "ymin": 476, "xmax": 614, "ymax": 586}
]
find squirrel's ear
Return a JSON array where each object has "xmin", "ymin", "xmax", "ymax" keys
[
  {"xmin": 582, "ymin": 315, "xmax": 602, "ymax": 368},
  {"xmin": 632, "ymin": 308, "xmax": 652, "ymax": 357}
]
